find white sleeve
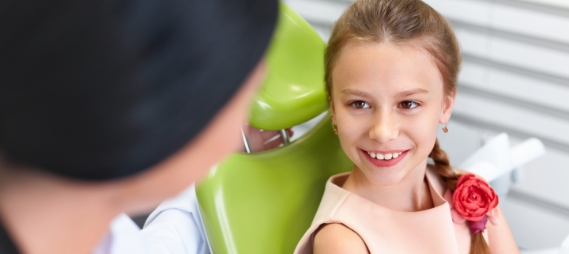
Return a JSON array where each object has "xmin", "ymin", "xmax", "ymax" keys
[
  {"xmin": 92, "ymin": 214, "xmax": 149, "ymax": 254},
  {"xmin": 140, "ymin": 184, "xmax": 211, "ymax": 254}
]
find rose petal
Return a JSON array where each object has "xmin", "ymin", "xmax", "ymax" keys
[
  {"xmin": 489, "ymin": 196, "xmax": 499, "ymax": 209},
  {"xmin": 453, "ymin": 201, "xmax": 469, "ymax": 217},
  {"xmin": 458, "ymin": 187, "xmax": 469, "ymax": 198},
  {"xmin": 478, "ymin": 183, "xmax": 492, "ymax": 193},
  {"xmin": 463, "ymin": 201, "xmax": 480, "ymax": 210},
  {"xmin": 472, "ymin": 207, "xmax": 489, "ymax": 217},
  {"xmin": 443, "ymin": 190, "xmax": 454, "ymax": 208},
  {"xmin": 469, "ymin": 215, "xmax": 488, "ymax": 235},
  {"xmin": 463, "ymin": 214, "xmax": 484, "ymax": 221},
  {"xmin": 487, "ymin": 208, "xmax": 501, "ymax": 226},
  {"xmin": 456, "ymin": 175, "xmax": 466, "ymax": 186},
  {"xmin": 473, "ymin": 197, "xmax": 486, "ymax": 207},
  {"xmin": 450, "ymin": 208, "xmax": 466, "ymax": 224}
]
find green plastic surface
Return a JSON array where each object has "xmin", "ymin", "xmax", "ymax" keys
[
  {"xmin": 248, "ymin": 2, "xmax": 328, "ymax": 130},
  {"xmin": 196, "ymin": 114, "xmax": 353, "ymax": 254}
]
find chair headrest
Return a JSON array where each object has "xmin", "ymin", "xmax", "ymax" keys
[{"xmin": 248, "ymin": 2, "xmax": 328, "ymax": 130}]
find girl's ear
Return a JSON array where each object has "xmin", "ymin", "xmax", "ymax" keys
[
  {"xmin": 328, "ymin": 96, "xmax": 336, "ymax": 123},
  {"xmin": 439, "ymin": 91, "xmax": 455, "ymax": 124}
]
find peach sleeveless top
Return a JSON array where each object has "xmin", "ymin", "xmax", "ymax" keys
[{"xmin": 294, "ymin": 168, "xmax": 483, "ymax": 254}]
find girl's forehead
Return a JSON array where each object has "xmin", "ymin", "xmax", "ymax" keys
[
  {"xmin": 336, "ymin": 40, "xmax": 435, "ymax": 66},
  {"xmin": 332, "ymin": 41, "xmax": 444, "ymax": 95},
  {"xmin": 337, "ymin": 38, "xmax": 433, "ymax": 59}
]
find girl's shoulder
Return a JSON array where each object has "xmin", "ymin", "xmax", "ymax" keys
[{"xmin": 313, "ymin": 223, "xmax": 368, "ymax": 254}]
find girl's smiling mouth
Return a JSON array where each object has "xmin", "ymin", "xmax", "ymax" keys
[{"xmin": 361, "ymin": 149, "xmax": 409, "ymax": 167}]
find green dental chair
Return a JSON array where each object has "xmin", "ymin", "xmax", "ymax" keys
[{"xmin": 195, "ymin": 3, "xmax": 353, "ymax": 254}]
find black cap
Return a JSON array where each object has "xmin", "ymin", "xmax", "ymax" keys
[{"xmin": 0, "ymin": 0, "xmax": 278, "ymax": 180}]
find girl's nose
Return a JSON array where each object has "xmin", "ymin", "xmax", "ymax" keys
[{"xmin": 368, "ymin": 110, "xmax": 398, "ymax": 143}]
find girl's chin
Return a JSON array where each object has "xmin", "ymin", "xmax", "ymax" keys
[
  {"xmin": 360, "ymin": 160, "xmax": 431, "ymax": 186},
  {"xmin": 356, "ymin": 167, "xmax": 407, "ymax": 186}
]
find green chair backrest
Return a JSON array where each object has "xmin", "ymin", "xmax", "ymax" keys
[
  {"xmin": 196, "ymin": 2, "xmax": 353, "ymax": 253},
  {"xmin": 196, "ymin": 115, "xmax": 353, "ymax": 253}
]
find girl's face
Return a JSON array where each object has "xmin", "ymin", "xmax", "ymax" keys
[{"xmin": 330, "ymin": 41, "xmax": 454, "ymax": 186}]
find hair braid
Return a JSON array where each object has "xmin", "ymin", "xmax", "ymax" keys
[
  {"xmin": 429, "ymin": 139, "xmax": 459, "ymax": 191},
  {"xmin": 430, "ymin": 138, "xmax": 492, "ymax": 254},
  {"xmin": 470, "ymin": 232, "xmax": 492, "ymax": 254}
]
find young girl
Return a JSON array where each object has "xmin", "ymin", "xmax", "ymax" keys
[{"xmin": 295, "ymin": 0, "xmax": 519, "ymax": 253}]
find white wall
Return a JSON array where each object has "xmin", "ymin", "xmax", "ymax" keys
[
  {"xmin": 521, "ymin": 0, "xmax": 569, "ymax": 9},
  {"xmin": 285, "ymin": 0, "xmax": 569, "ymax": 250}
]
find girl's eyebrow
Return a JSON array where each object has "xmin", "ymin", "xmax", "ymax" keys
[
  {"xmin": 340, "ymin": 89, "xmax": 371, "ymax": 98},
  {"xmin": 396, "ymin": 88, "xmax": 428, "ymax": 98},
  {"xmin": 340, "ymin": 88, "xmax": 428, "ymax": 98}
]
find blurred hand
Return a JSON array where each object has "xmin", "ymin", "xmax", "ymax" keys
[{"xmin": 241, "ymin": 124, "xmax": 294, "ymax": 153}]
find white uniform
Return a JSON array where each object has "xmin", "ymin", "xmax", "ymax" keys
[{"xmin": 93, "ymin": 185, "xmax": 211, "ymax": 254}]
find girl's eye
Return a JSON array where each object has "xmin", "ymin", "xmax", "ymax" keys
[
  {"xmin": 399, "ymin": 101, "xmax": 419, "ymax": 109},
  {"xmin": 350, "ymin": 101, "xmax": 371, "ymax": 109}
]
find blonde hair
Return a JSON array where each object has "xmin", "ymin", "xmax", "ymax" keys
[{"xmin": 325, "ymin": 0, "xmax": 489, "ymax": 253}]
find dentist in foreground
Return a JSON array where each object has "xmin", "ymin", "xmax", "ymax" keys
[{"xmin": 0, "ymin": 0, "xmax": 278, "ymax": 253}]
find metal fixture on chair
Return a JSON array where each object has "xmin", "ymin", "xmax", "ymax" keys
[
  {"xmin": 241, "ymin": 127, "xmax": 251, "ymax": 154},
  {"xmin": 280, "ymin": 129, "xmax": 290, "ymax": 145}
]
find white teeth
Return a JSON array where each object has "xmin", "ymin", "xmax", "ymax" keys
[
  {"xmin": 367, "ymin": 152, "xmax": 403, "ymax": 161},
  {"xmin": 368, "ymin": 151, "xmax": 403, "ymax": 160}
]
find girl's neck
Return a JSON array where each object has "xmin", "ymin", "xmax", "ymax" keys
[
  {"xmin": 0, "ymin": 166, "xmax": 123, "ymax": 254},
  {"xmin": 343, "ymin": 162, "xmax": 434, "ymax": 212}
]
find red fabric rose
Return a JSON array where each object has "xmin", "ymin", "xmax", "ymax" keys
[{"xmin": 452, "ymin": 173, "xmax": 499, "ymax": 221}]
